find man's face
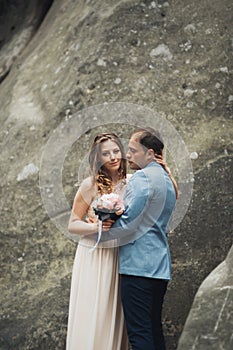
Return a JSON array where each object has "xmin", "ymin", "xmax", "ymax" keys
[{"xmin": 126, "ymin": 134, "xmax": 150, "ymax": 170}]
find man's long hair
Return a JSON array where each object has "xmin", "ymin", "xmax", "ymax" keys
[{"xmin": 132, "ymin": 127, "xmax": 178, "ymax": 198}]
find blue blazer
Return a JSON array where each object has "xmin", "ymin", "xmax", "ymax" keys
[{"xmin": 107, "ymin": 162, "xmax": 176, "ymax": 280}]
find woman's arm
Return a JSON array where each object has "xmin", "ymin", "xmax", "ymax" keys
[{"xmin": 68, "ymin": 178, "xmax": 98, "ymax": 236}]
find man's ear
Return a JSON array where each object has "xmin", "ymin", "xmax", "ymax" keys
[{"xmin": 147, "ymin": 148, "xmax": 155, "ymax": 159}]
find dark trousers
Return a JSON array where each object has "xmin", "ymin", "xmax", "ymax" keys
[{"xmin": 120, "ymin": 274, "xmax": 168, "ymax": 350}]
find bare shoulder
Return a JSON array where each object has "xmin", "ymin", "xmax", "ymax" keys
[
  {"xmin": 76, "ymin": 176, "xmax": 96, "ymax": 203},
  {"xmin": 79, "ymin": 176, "xmax": 94, "ymax": 191}
]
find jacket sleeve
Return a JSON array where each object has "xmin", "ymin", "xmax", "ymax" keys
[{"xmin": 101, "ymin": 169, "xmax": 151, "ymax": 245}]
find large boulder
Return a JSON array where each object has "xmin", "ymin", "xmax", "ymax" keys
[
  {"xmin": 0, "ymin": 0, "xmax": 232, "ymax": 349},
  {"xmin": 177, "ymin": 245, "xmax": 233, "ymax": 350}
]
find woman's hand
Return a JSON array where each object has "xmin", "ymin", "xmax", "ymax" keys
[{"xmin": 154, "ymin": 154, "xmax": 171, "ymax": 175}]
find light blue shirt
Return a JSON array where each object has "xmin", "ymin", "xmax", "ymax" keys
[{"xmin": 105, "ymin": 161, "xmax": 176, "ymax": 280}]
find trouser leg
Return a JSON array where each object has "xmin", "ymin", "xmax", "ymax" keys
[
  {"xmin": 120, "ymin": 274, "xmax": 155, "ymax": 350},
  {"xmin": 151, "ymin": 279, "xmax": 168, "ymax": 350}
]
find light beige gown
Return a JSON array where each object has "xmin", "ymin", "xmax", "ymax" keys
[{"xmin": 66, "ymin": 182, "xmax": 128, "ymax": 350}]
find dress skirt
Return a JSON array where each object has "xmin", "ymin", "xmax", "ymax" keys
[{"xmin": 66, "ymin": 238, "xmax": 128, "ymax": 350}]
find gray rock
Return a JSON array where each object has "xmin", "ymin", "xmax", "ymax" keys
[
  {"xmin": 0, "ymin": 0, "xmax": 232, "ymax": 349},
  {"xmin": 0, "ymin": 0, "xmax": 53, "ymax": 82},
  {"xmin": 150, "ymin": 44, "xmax": 173, "ymax": 61},
  {"xmin": 177, "ymin": 245, "xmax": 233, "ymax": 350},
  {"xmin": 184, "ymin": 24, "xmax": 197, "ymax": 34},
  {"xmin": 17, "ymin": 163, "xmax": 39, "ymax": 182},
  {"xmin": 190, "ymin": 152, "xmax": 198, "ymax": 160}
]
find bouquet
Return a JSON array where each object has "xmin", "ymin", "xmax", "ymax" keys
[
  {"xmin": 93, "ymin": 193, "xmax": 125, "ymax": 221},
  {"xmin": 90, "ymin": 193, "xmax": 125, "ymax": 251}
]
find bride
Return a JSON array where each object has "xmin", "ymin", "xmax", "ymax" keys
[{"xmin": 66, "ymin": 132, "xmax": 128, "ymax": 350}]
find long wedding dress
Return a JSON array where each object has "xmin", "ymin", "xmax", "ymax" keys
[{"xmin": 66, "ymin": 182, "xmax": 128, "ymax": 350}]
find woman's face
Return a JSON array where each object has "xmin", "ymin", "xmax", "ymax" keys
[{"xmin": 99, "ymin": 139, "xmax": 122, "ymax": 173}]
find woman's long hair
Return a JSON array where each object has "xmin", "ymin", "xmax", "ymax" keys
[
  {"xmin": 132, "ymin": 128, "xmax": 179, "ymax": 199},
  {"xmin": 89, "ymin": 132, "xmax": 127, "ymax": 194}
]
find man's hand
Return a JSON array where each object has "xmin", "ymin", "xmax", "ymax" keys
[{"xmin": 102, "ymin": 219, "xmax": 115, "ymax": 231}]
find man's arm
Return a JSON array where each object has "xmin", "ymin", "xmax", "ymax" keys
[
  {"xmin": 101, "ymin": 165, "xmax": 167, "ymax": 246},
  {"xmin": 101, "ymin": 169, "xmax": 150, "ymax": 244}
]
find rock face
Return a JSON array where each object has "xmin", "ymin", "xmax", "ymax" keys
[
  {"xmin": 0, "ymin": 0, "xmax": 54, "ymax": 82},
  {"xmin": 177, "ymin": 245, "xmax": 233, "ymax": 350},
  {"xmin": 0, "ymin": 0, "xmax": 232, "ymax": 349}
]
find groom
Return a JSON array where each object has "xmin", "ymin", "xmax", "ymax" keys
[{"xmin": 105, "ymin": 127, "xmax": 177, "ymax": 350}]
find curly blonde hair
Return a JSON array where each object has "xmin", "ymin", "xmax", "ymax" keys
[{"xmin": 89, "ymin": 132, "xmax": 126, "ymax": 194}]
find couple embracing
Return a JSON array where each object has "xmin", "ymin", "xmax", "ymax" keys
[{"xmin": 66, "ymin": 127, "xmax": 178, "ymax": 350}]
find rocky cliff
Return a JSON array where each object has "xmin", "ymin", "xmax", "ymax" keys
[
  {"xmin": 177, "ymin": 245, "xmax": 233, "ymax": 350},
  {"xmin": 0, "ymin": 0, "xmax": 232, "ymax": 349}
]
